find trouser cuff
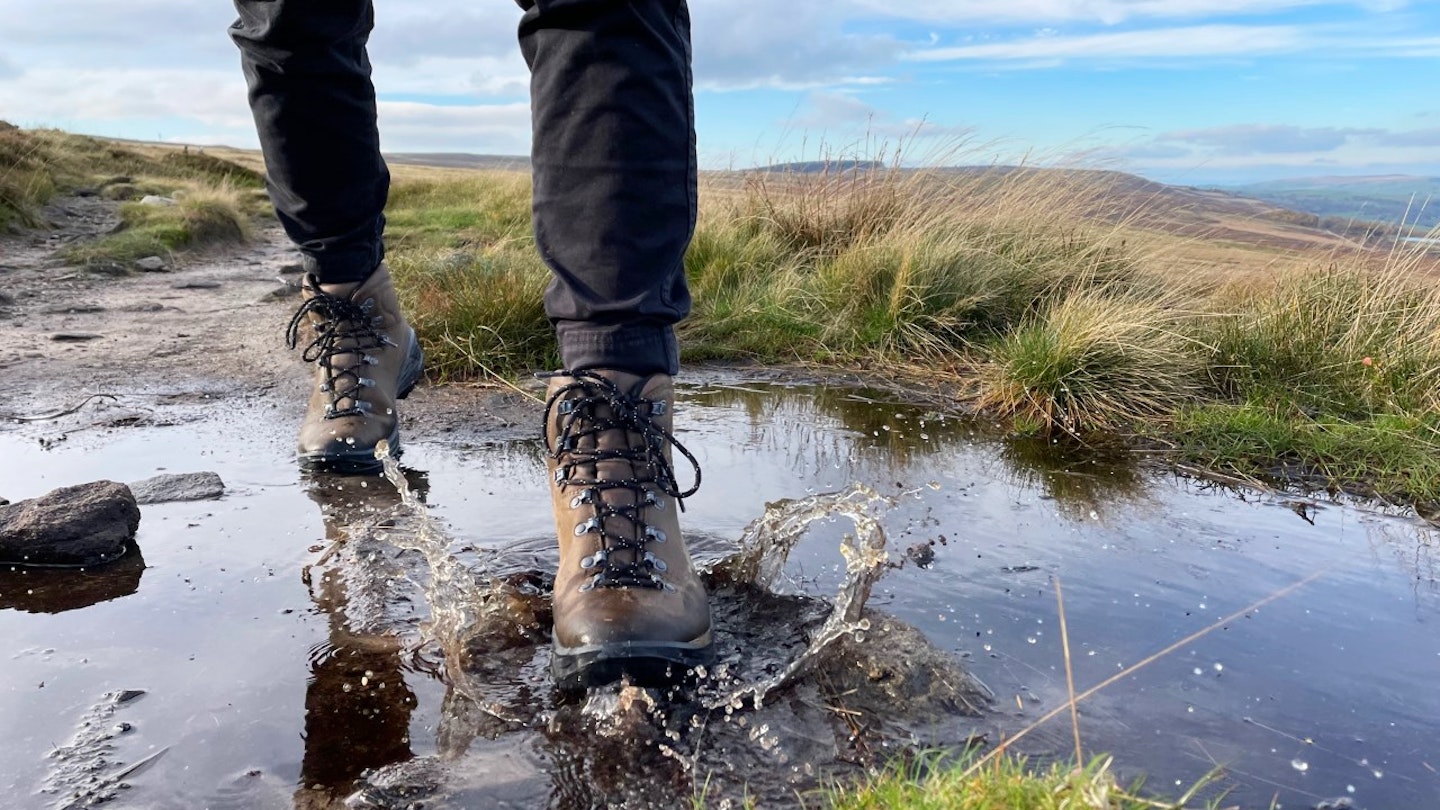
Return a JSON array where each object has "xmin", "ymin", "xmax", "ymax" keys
[{"xmin": 555, "ymin": 323, "xmax": 679, "ymax": 376}]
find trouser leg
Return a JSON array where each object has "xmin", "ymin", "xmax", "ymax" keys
[
  {"xmin": 231, "ymin": 0, "xmax": 388, "ymax": 285},
  {"xmin": 517, "ymin": 0, "xmax": 697, "ymax": 376}
]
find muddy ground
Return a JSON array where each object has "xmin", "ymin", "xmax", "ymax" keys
[{"xmin": 0, "ymin": 194, "xmax": 537, "ymax": 448}]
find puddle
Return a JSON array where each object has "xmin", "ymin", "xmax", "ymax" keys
[{"xmin": 1, "ymin": 377, "xmax": 1437, "ymax": 809}]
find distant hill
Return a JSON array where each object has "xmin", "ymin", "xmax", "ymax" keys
[
  {"xmin": 385, "ymin": 152, "xmax": 530, "ymax": 171},
  {"xmin": 316, "ymin": 147, "xmax": 1408, "ymax": 253},
  {"xmin": 1218, "ymin": 176, "xmax": 1440, "ymax": 232}
]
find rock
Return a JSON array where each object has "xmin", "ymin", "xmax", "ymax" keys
[
  {"xmin": 134, "ymin": 256, "xmax": 168, "ymax": 272},
  {"xmin": 172, "ymin": 280, "xmax": 221, "ymax": 290},
  {"xmin": 277, "ymin": 262, "xmax": 304, "ymax": 276},
  {"xmin": 128, "ymin": 472, "xmax": 225, "ymax": 505},
  {"xmin": 51, "ymin": 332, "xmax": 104, "ymax": 342},
  {"xmin": 0, "ymin": 291, "xmax": 14, "ymax": 307},
  {"xmin": 0, "ymin": 481, "xmax": 141, "ymax": 566},
  {"xmin": 139, "ymin": 195, "xmax": 176, "ymax": 207}
]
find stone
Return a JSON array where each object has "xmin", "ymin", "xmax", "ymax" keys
[
  {"xmin": 138, "ymin": 195, "xmax": 176, "ymax": 207},
  {"xmin": 128, "ymin": 472, "xmax": 225, "ymax": 505},
  {"xmin": 134, "ymin": 256, "xmax": 168, "ymax": 272},
  {"xmin": 50, "ymin": 332, "xmax": 103, "ymax": 342},
  {"xmin": 277, "ymin": 262, "xmax": 304, "ymax": 276},
  {"xmin": 0, "ymin": 481, "xmax": 141, "ymax": 566},
  {"xmin": 172, "ymin": 280, "xmax": 221, "ymax": 290}
]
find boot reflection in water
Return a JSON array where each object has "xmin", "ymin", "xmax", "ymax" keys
[
  {"xmin": 232, "ymin": 0, "xmax": 712, "ymax": 688},
  {"xmin": 292, "ymin": 472, "xmax": 427, "ymax": 808}
]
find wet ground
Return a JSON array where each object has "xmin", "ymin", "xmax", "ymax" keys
[{"xmin": 2, "ymin": 376, "xmax": 1438, "ymax": 810}]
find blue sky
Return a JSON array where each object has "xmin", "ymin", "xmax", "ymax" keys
[{"xmin": 3, "ymin": 0, "xmax": 1438, "ymax": 184}]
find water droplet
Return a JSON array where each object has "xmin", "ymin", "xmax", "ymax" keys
[
  {"xmin": 1291, "ymin": 759, "xmax": 1308, "ymax": 772},
  {"xmin": 1186, "ymin": 705, "xmax": 1195, "ymax": 713},
  {"xmin": 1346, "ymin": 785, "xmax": 1356, "ymax": 794},
  {"xmin": 983, "ymin": 644, "xmax": 992, "ymax": 652},
  {"xmin": 1213, "ymin": 662, "xmax": 1224, "ymax": 673},
  {"xmin": 1193, "ymin": 667, "xmax": 1203, "ymax": 675},
  {"xmin": 1372, "ymin": 769, "xmax": 1383, "ymax": 779},
  {"xmin": 1026, "ymin": 637, "xmax": 1037, "ymax": 644}
]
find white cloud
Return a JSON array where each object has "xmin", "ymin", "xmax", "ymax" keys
[
  {"xmin": 848, "ymin": 0, "xmax": 1406, "ymax": 25},
  {"xmin": 908, "ymin": 24, "xmax": 1307, "ymax": 61},
  {"xmin": 690, "ymin": 1, "xmax": 904, "ymax": 89},
  {"xmin": 377, "ymin": 101, "xmax": 531, "ymax": 153}
]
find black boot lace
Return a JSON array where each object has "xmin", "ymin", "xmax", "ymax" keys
[
  {"xmin": 285, "ymin": 276, "xmax": 394, "ymax": 419},
  {"xmin": 541, "ymin": 370, "xmax": 702, "ymax": 591}
]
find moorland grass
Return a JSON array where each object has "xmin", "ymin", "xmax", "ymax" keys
[
  {"xmin": 8, "ymin": 125, "xmax": 1440, "ymax": 502},
  {"xmin": 0, "ymin": 125, "xmax": 263, "ymax": 259},
  {"xmin": 823, "ymin": 753, "xmax": 1196, "ymax": 810},
  {"xmin": 379, "ymin": 161, "xmax": 1440, "ymax": 501}
]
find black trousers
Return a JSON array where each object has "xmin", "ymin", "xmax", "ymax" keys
[{"xmin": 231, "ymin": 0, "xmax": 695, "ymax": 375}]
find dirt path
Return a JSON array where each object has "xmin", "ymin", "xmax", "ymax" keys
[{"xmin": 0, "ymin": 195, "xmax": 535, "ymax": 446}]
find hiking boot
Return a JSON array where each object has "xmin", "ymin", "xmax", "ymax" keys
[
  {"xmin": 542, "ymin": 369, "xmax": 713, "ymax": 691},
  {"xmin": 286, "ymin": 265, "xmax": 424, "ymax": 474}
]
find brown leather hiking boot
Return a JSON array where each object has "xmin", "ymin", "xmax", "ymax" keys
[
  {"xmin": 542, "ymin": 369, "xmax": 713, "ymax": 691},
  {"xmin": 286, "ymin": 265, "xmax": 424, "ymax": 474}
]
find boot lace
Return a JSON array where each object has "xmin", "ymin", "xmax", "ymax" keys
[
  {"xmin": 542, "ymin": 370, "xmax": 701, "ymax": 591},
  {"xmin": 285, "ymin": 276, "xmax": 394, "ymax": 419}
]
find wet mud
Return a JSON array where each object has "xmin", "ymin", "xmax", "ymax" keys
[{"xmin": 1, "ymin": 374, "xmax": 1438, "ymax": 809}]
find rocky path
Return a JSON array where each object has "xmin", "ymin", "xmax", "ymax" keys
[{"xmin": 0, "ymin": 195, "xmax": 533, "ymax": 446}]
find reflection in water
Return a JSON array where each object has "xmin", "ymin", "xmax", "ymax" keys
[
  {"xmin": 998, "ymin": 434, "xmax": 1150, "ymax": 522},
  {"xmin": 0, "ymin": 547, "xmax": 146, "ymax": 613},
  {"xmin": 292, "ymin": 472, "xmax": 431, "ymax": 809},
  {"xmin": 690, "ymin": 381, "xmax": 1151, "ymax": 523}
]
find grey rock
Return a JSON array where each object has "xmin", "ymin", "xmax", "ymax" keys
[
  {"xmin": 51, "ymin": 332, "xmax": 104, "ymax": 342},
  {"xmin": 172, "ymin": 280, "xmax": 221, "ymax": 290},
  {"xmin": 134, "ymin": 256, "xmax": 168, "ymax": 272},
  {"xmin": 0, "ymin": 481, "xmax": 140, "ymax": 566},
  {"xmin": 277, "ymin": 262, "xmax": 305, "ymax": 276},
  {"xmin": 138, "ymin": 195, "xmax": 176, "ymax": 207},
  {"xmin": 129, "ymin": 472, "xmax": 225, "ymax": 505},
  {"xmin": 0, "ymin": 291, "xmax": 14, "ymax": 307}
]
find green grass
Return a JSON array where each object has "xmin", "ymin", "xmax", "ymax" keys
[
  {"xmin": 373, "ymin": 159, "xmax": 1440, "ymax": 501},
  {"xmin": 12, "ymin": 125, "xmax": 1440, "ymax": 503},
  {"xmin": 823, "ymin": 752, "xmax": 1201, "ymax": 810},
  {"xmin": 0, "ymin": 124, "xmax": 263, "ymax": 259},
  {"xmin": 60, "ymin": 188, "xmax": 252, "ymax": 270}
]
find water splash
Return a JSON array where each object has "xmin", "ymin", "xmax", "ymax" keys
[
  {"xmin": 374, "ymin": 441, "xmax": 542, "ymax": 726},
  {"xmin": 703, "ymin": 483, "xmax": 894, "ymax": 709}
]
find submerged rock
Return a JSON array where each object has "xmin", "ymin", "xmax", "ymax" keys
[
  {"xmin": 0, "ymin": 481, "xmax": 140, "ymax": 566},
  {"xmin": 129, "ymin": 471, "xmax": 225, "ymax": 505}
]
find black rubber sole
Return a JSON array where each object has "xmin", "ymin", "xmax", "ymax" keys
[
  {"xmin": 296, "ymin": 332, "xmax": 424, "ymax": 476},
  {"xmin": 552, "ymin": 638, "xmax": 714, "ymax": 693}
]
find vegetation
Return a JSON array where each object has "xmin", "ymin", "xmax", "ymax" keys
[
  {"xmin": 6, "ymin": 124, "xmax": 1440, "ymax": 502},
  {"xmin": 824, "ymin": 753, "xmax": 1200, "ymax": 810},
  {"xmin": 377, "ymin": 158, "xmax": 1440, "ymax": 503},
  {"xmin": 0, "ymin": 124, "xmax": 263, "ymax": 264}
]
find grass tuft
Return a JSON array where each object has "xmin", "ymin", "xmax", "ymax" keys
[
  {"xmin": 61, "ymin": 185, "xmax": 251, "ymax": 269},
  {"xmin": 387, "ymin": 247, "xmax": 554, "ymax": 379},
  {"xmin": 976, "ymin": 291, "xmax": 1201, "ymax": 435},
  {"xmin": 825, "ymin": 752, "xmax": 1190, "ymax": 810}
]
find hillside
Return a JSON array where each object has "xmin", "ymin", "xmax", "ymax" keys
[{"xmin": 1221, "ymin": 175, "xmax": 1440, "ymax": 232}]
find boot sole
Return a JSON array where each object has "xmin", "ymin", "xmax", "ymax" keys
[
  {"xmin": 297, "ymin": 331, "xmax": 425, "ymax": 475},
  {"xmin": 551, "ymin": 634, "xmax": 714, "ymax": 693}
]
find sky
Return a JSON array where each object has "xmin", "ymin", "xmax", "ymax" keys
[{"xmin": 3, "ymin": 1, "xmax": 1440, "ymax": 185}]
